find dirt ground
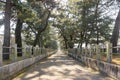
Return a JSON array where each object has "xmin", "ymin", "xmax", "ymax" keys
[{"xmin": 12, "ymin": 50, "xmax": 114, "ymax": 80}]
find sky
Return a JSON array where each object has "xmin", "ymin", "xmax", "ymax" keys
[{"xmin": 0, "ymin": 12, "xmax": 4, "ymax": 34}]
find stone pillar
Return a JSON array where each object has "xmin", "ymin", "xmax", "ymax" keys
[
  {"xmin": 27, "ymin": 46, "xmax": 30, "ymax": 57},
  {"xmin": 33, "ymin": 47, "xmax": 36, "ymax": 56},
  {"xmin": 106, "ymin": 42, "xmax": 112, "ymax": 63},
  {"xmin": 13, "ymin": 44, "xmax": 17, "ymax": 62},
  {"xmin": 29, "ymin": 46, "xmax": 32, "ymax": 57},
  {"xmin": 25, "ymin": 46, "xmax": 28, "ymax": 58},
  {"xmin": 89, "ymin": 46, "xmax": 92, "ymax": 58},
  {"xmin": 101, "ymin": 44, "xmax": 104, "ymax": 53},
  {"xmin": 85, "ymin": 47, "xmax": 87, "ymax": 57},
  {"xmin": 77, "ymin": 48, "xmax": 80, "ymax": 55},
  {"xmin": 82, "ymin": 48, "xmax": 85, "ymax": 56},
  {"xmin": 96, "ymin": 44, "xmax": 100, "ymax": 60},
  {"xmin": 0, "ymin": 41, "xmax": 2, "ymax": 66},
  {"xmin": 75, "ymin": 48, "xmax": 77, "ymax": 54},
  {"xmin": 37, "ymin": 46, "xmax": 39, "ymax": 56},
  {"xmin": 39, "ymin": 47, "xmax": 41, "ymax": 55},
  {"xmin": 79, "ymin": 48, "xmax": 81, "ymax": 55},
  {"xmin": 23, "ymin": 47, "xmax": 26, "ymax": 59}
]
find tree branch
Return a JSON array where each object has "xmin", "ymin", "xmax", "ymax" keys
[{"xmin": 39, "ymin": 10, "xmax": 51, "ymax": 33}]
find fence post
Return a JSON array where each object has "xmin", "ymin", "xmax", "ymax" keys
[
  {"xmin": 0, "ymin": 41, "xmax": 2, "ymax": 66},
  {"xmin": 36, "ymin": 46, "xmax": 39, "ymax": 56},
  {"xmin": 77, "ymin": 48, "xmax": 80, "ymax": 54},
  {"xmin": 80, "ymin": 47, "xmax": 82, "ymax": 54},
  {"xmin": 82, "ymin": 48, "xmax": 85, "ymax": 56},
  {"xmin": 34, "ymin": 46, "xmax": 39, "ymax": 55},
  {"xmin": 89, "ymin": 46, "xmax": 92, "ymax": 58},
  {"xmin": 13, "ymin": 44, "xmax": 17, "ymax": 62},
  {"xmin": 38, "ymin": 47, "xmax": 41, "ymax": 55},
  {"xmin": 85, "ymin": 47, "xmax": 87, "ymax": 57},
  {"xmin": 81, "ymin": 48, "xmax": 83, "ymax": 56},
  {"xmin": 33, "ymin": 47, "xmax": 35, "ymax": 56},
  {"xmin": 23, "ymin": 47, "xmax": 26, "ymax": 59},
  {"xmin": 29, "ymin": 46, "xmax": 32, "ymax": 57},
  {"xmin": 27, "ymin": 46, "xmax": 31, "ymax": 58},
  {"xmin": 106, "ymin": 42, "xmax": 112, "ymax": 63},
  {"xmin": 96, "ymin": 44, "xmax": 100, "ymax": 60}
]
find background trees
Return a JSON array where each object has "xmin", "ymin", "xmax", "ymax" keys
[
  {"xmin": 52, "ymin": 0, "xmax": 113, "ymax": 49},
  {"xmin": 0, "ymin": 0, "xmax": 57, "ymax": 60},
  {"xmin": 0, "ymin": 0, "xmax": 120, "ymax": 60}
]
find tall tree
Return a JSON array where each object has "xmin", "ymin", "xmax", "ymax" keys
[
  {"xmin": 15, "ymin": 19, "xmax": 23, "ymax": 56},
  {"xmin": 110, "ymin": 9, "xmax": 120, "ymax": 53},
  {"xmin": 23, "ymin": 0, "xmax": 56, "ymax": 47},
  {"xmin": 109, "ymin": 0, "xmax": 120, "ymax": 53},
  {"xmin": 3, "ymin": 0, "xmax": 11, "ymax": 60}
]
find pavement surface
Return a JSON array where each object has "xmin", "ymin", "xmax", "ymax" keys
[{"xmin": 12, "ymin": 50, "xmax": 114, "ymax": 80}]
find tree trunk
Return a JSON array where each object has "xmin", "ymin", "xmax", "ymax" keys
[
  {"xmin": 15, "ymin": 19, "xmax": 23, "ymax": 56},
  {"xmin": 95, "ymin": 0, "xmax": 99, "ymax": 44},
  {"xmin": 85, "ymin": 42, "xmax": 88, "ymax": 47},
  {"xmin": 33, "ymin": 10, "xmax": 50, "ymax": 47},
  {"xmin": 3, "ymin": 0, "xmax": 11, "ymax": 60},
  {"xmin": 110, "ymin": 9, "xmax": 120, "ymax": 53}
]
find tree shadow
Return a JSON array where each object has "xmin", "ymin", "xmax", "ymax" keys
[{"xmin": 12, "ymin": 51, "xmax": 113, "ymax": 80}]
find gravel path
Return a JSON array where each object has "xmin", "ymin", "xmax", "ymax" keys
[{"xmin": 13, "ymin": 50, "xmax": 114, "ymax": 80}]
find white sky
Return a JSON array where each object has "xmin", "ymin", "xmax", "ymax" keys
[{"xmin": 0, "ymin": 12, "xmax": 4, "ymax": 34}]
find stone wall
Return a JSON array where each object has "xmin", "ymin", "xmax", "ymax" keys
[
  {"xmin": 68, "ymin": 53, "xmax": 120, "ymax": 80},
  {"xmin": 0, "ymin": 52, "xmax": 54, "ymax": 80}
]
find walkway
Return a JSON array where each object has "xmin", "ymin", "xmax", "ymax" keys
[{"xmin": 13, "ymin": 50, "xmax": 114, "ymax": 80}]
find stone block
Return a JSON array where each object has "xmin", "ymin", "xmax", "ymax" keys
[
  {"xmin": 23, "ymin": 59, "xmax": 30, "ymax": 68},
  {"xmin": 1, "ymin": 65, "xmax": 9, "ymax": 80},
  {"xmin": 9, "ymin": 63, "xmax": 18, "ymax": 76},
  {"xmin": 18, "ymin": 61, "xmax": 24, "ymax": 71},
  {"xmin": 0, "ymin": 51, "xmax": 52, "ymax": 80}
]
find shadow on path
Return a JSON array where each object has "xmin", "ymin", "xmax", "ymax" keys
[{"xmin": 13, "ymin": 50, "xmax": 114, "ymax": 80}]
